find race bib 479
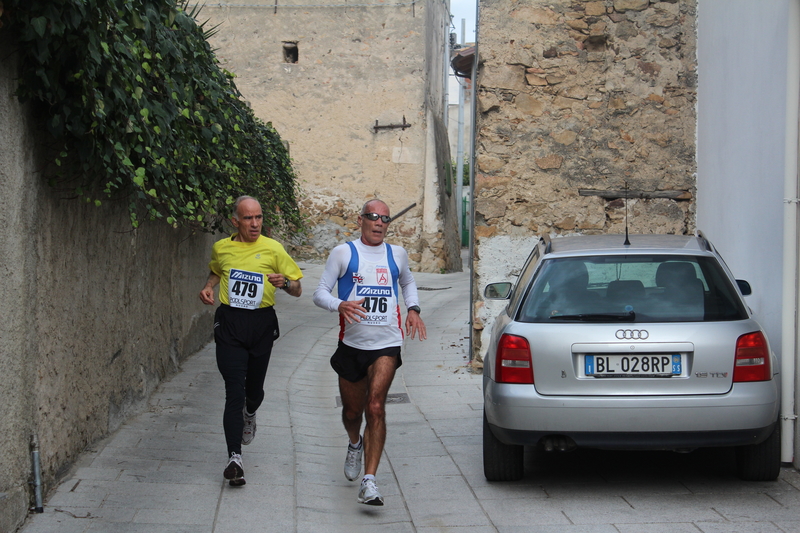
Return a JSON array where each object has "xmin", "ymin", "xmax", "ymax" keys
[{"xmin": 228, "ymin": 269, "xmax": 265, "ymax": 309}]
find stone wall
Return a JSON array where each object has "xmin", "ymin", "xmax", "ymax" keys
[
  {"xmin": 201, "ymin": 0, "xmax": 461, "ymax": 272},
  {"xmin": 472, "ymin": 0, "xmax": 698, "ymax": 360},
  {"xmin": 0, "ymin": 38, "xmax": 216, "ymax": 532}
]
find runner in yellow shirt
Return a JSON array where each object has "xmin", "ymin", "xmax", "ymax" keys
[{"xmin": 199, "ymin": 196, "xmax": 302, "ymax": 486}]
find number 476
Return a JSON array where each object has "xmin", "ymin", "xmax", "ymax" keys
[{"xmin": 363, "ymin": 297, "xmax": 388, "ymax": 313}]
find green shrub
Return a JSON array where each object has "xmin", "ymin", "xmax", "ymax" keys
[{"xmin": 2, "ymin": 0, "xmax": 303, "ymax": 236}]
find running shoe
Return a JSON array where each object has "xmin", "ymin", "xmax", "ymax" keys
[
  {"xmin": 357, "ymin": 478, "xmax": 384, "ymax": 506},
  {"xmin": 344, "ymin": 438, "xmax": 363, "ymax": 481},
  {"xmin": 224, "ymin": 452, "xmax": 246, "ymax": 486},
  {"xmin": 242, "ymin": 408, "xmax": 256, "ymax": 445}
]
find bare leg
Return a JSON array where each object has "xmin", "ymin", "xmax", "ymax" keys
[
  {"xmin": 362, "ymin": 356, "xmax": 397, "ymax": 476},
  {"xmin": 338, "ymin": 375, "xmax": 368, "ymax": 445}
]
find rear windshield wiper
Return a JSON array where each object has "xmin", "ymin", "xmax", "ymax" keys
[{"xmin": 550, "ymin": 311, "xmax": 635, "ymax": 322}]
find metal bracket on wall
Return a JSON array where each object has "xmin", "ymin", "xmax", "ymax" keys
[{"xmin": 373, "ymin": 116, "xmax": 411, "ymax": 133}]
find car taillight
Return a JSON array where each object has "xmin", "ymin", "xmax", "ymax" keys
[
  {"xmin": 733, "ymin": 331, "xmax": 771, "ymax": 382},
  {"xmin": 496, "ymin": 334, "xmax": 534, "ymax": 384}
]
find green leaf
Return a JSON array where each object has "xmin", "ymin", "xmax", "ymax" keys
[
  {"xmin": 132, "ymin": 11, "xmax": 145, "ymax": 30},
  {"xmin": 133, "ymin": 172, "xmax": 145, "ymax": 187},
  {"xmin": 31, "ymin": 17, "xmax": 48, "ymax": 37}
]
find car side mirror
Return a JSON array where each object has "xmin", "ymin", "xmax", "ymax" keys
[
  {"xmin": 736, "ymin": 279, "xmax": 752, "ymax": 296},
  {"xmin": 484, "ymin": 282, "xmax": 512, "ymax": 299}
]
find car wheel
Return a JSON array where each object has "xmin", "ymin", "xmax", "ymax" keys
[
  {"xmin": 483, "ymin": 412, "xmax": 524, "ymax": 481},
  {"xmin": 735, "ymin": 423, "xmax": 780, "ymax": 481}
]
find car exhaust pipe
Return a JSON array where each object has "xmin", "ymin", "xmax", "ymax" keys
[{"xmin": 541, "ymin": 435, "xmax": 577, "ymax": 453}]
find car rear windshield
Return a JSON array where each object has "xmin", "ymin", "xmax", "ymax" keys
[{"xmin": 517, "ymin": 255, "xmax": 749, "ymax": 323}]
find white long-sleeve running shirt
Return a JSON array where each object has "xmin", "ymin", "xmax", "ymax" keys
[{"xmin": 313, "ymin": 239, "xmax": 421, "ymax": 350}]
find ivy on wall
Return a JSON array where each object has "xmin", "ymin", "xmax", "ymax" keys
[{"xmin": 1, "ymin": 0, "xmax": 304, "ymax": 236}]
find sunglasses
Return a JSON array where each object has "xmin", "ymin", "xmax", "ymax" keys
[{"xmin": 361, "ymin": 212, "xmax": 392, "ymax": 223}]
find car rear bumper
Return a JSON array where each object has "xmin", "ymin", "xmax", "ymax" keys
[
  {"xmin": 484, "ymin": 379, "xmax": 780, "ymax": 449},
  {"xmin": 487, "ymin": 421, "xmax": 777, "ymax": 449}
]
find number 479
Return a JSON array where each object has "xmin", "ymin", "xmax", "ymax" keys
[{"xmin": 231, "ymin": 280, "xmax": 257, "ymax": 298}]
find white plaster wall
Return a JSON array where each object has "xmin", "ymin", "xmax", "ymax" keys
[{"xmin": 696, "ymin": 0, "xmax": 791, "ymax": 354}]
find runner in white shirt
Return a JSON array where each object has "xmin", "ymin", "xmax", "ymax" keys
[{"xmin": 313, "ymin": 199, "xmax": 426, "ymax": 506}]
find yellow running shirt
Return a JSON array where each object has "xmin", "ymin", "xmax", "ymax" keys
[{"xmin": 209, "ymin": 234, "xmax": 303, "ymax": 308}]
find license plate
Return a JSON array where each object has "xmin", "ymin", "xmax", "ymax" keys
[{"xmin": 585, "ymin": 354, "xmax": 682, "ymax": 377}]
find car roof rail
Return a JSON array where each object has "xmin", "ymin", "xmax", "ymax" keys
[
  {"xmin": 541, "ymin": 233, "xmax": 552, "ymax": 254},
  {"xmin": 695, "ymin": 230, "xmax": 713, "ymax": 252}
]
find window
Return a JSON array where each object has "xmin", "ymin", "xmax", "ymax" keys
[
  {"xmin": 518, "ymin": 255, "xmax": 748, "ymax": 323},
  {"xmin": 282, "ymin": 42, "xmax": 298, "ymax": 63}
]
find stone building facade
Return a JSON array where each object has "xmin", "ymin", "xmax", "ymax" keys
[
  {"xmin": 201, "ymin": 0, "xmax": 461, "ymax": 273},
  {"xmin": 473, "ymin": 0, "xmax": 698, "ymax": 360}
]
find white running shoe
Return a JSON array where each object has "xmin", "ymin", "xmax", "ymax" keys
[
  {"xmin": 224, "ymin": 452, "xmax": 246, "ymax": 486},
  {"xmin": 242, "ymin": 408, "xmax": 256, "ymax": 445},
  {"xmin": 357, "ymin": 478, "xmax": 384, "ymax": 506},
  {"xmin": 344, "ymin": 438, "xmax": 363, "ymax": 481}
]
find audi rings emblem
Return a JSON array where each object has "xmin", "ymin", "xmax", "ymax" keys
[{"xmin": 616, "ymin": 329, "xmax": 649, "ymax": 340}]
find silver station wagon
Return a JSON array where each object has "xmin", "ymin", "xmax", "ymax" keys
[{"xmin": 482, "ymin": 233, "xmax": 780, "ymax": 481}]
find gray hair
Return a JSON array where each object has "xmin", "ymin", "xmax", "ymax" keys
[
  {"xmin": 360, "ymin": 198, "xmax": 389, "ymax": 215},
  {"xmin": 233, "ymin": 195, "xmax": 259, "ymax": 220}
]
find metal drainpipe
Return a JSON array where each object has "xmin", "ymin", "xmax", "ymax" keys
[
  {"xmin": 467, "ymin": 0, "xmax": 478, "ymax": 363},
  {"xmin": 31, "ymin": 434, "xmax": 43, "ymax": 513},
  {"xmin": 780, "ymin": 0, "xmax": 800, "ymax": 466}
]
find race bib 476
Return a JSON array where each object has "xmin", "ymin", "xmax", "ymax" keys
[{"xmin": 356, "ymin": 285, "xmax": 393, "ymax": 325}]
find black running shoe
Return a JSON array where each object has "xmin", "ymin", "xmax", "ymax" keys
[{"xmin": 224, "ymin": 453, "xmax": 245, "ymax": 486}]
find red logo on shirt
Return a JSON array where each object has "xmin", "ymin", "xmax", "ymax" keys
[
  {"xmin": 352, "ymin": 272, "xmax": 364, "ymax": 284},
  {"xmin": 376, "ymin": 267, "xmax": 389, "ymax": 286}
]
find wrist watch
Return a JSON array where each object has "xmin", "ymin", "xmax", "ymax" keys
[
  {"xmin": 408, "ymin": 305, "xmax": 421, "ymax": 314},
  {"xmin": 283, "ymin": 277, "xmax": 291, "ymax": 291}
]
